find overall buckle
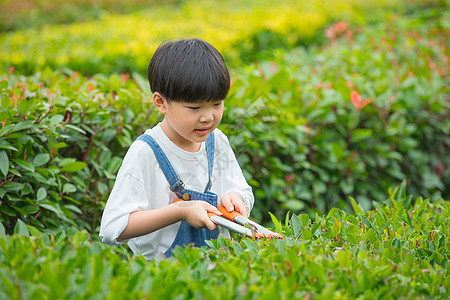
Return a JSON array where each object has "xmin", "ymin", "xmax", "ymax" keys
[{"xmin": 170, "ymin": 179, "xmax": 184, "ymax": 193}]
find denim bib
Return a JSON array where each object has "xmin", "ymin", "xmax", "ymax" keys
[{"xmin": 136, "ymin": 133, "xmax": 219, "ymax": 257}]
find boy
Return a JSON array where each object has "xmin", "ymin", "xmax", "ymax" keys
[{"xmin": 100, "ymin": 38, "xmax": 254, "ymax": 260}]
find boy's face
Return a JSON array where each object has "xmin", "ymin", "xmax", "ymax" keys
[{"xmin": 153, "ymin": 93, "xmax": 224, "ymax": 152}]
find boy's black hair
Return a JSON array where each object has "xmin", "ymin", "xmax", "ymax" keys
[{"xmin": 147, "ymin": 38, "xmax": 230, "ymax": 103}]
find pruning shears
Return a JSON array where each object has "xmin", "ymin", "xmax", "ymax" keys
[{"xmin": 174, "ymin": 199, "xmax": 284, "ymax": 239}]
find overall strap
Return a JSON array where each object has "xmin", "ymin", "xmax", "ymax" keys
[
  {"xmin": 136, "ymin": 134, "xmax": 184, "ymax": 195},
  {"xmin": 136, "ymin": 132, "xmax": 215, "ymax": 195},
  {"xmin": 204, "ymin": 132, "xmax": 215, "ymax": 192}
]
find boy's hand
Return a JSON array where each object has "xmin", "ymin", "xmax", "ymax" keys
[
  {"xmin": 221, "ymin": 191, "xmax": 248, "ymax": 218},
  {"xmin": 175, "ymin": 200, "xmax": 221, "ymax": 231}
]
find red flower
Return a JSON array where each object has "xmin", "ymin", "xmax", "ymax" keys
[
  {"xmin": 120, "ymin": 73, "xmax": 130, "ymax": 82},
  {"xmin": 284, "ymin": 174, "xmax": 295, "ymax": 182},
  {"xmin": 72, "ymin": 71, "xmax": 78, "ymax": 80},
  {"xmin": 351, "ymin": 91, "xmax": 371, "ymax": 110}
]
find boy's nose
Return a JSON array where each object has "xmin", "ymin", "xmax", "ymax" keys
[{"xmin": 199, "ymin": 111, "xmax": 214, "ymax": 122}]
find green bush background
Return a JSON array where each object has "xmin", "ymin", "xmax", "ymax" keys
[{"xmin": 0, "ymin": 0, "xmax": 449, "ymax": 298}]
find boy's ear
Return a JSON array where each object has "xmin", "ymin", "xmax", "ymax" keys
[{"xmin": 153, "ymin": 92, "xmax": 167, "ymax": 114}]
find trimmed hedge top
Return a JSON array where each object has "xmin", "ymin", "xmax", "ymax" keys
[{"xmin": 0, "ymin": 183, "xmax": 448, "ymax": 298}]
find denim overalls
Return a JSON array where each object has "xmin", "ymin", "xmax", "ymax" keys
[{"xmin": 136, "ymin": 133, "xmax": 220, "ymax": 257}]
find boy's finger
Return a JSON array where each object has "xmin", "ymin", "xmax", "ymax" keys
[
  {"xmin": 206, "ymin": 220, "xmax": 218, "ymax": 231},
  {"xmin": 228, "ymin": 196, "xmax": 248, "ymax": 217},
  {"xmin": 202, "ymin": 213, "xmax": 218, "ymax": 230},
  {"xmin": 221, "ymin": 196, "xmax": 234, "ymax": 212},
  {"xmin": 234, "ymin": 203, "xmax": 248, "ymax": 218},
  {"xmin": 205, "ymin": 204, "xmax": 222, "ymax": 216}
]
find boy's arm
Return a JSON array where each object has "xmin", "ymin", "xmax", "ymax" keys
[{"xmin": 116, "ymin": 200, "xmax": 222, "ymax": 242}]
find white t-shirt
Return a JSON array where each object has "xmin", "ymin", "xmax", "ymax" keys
[{"xmin": 99, "ymin": 124, "xmax": 254, "ymax": 260}]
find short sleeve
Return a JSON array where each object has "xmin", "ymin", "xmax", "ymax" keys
[{"xmin": 99, "ymin": 173, "xmax": 149, "ymax": 245}]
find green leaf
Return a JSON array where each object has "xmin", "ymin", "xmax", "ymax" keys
[
  {"xmin": 349, "ymin": 196, "xmax": 364, "ymax": 216},
  {"xmin": 65, "ymin": 124, "xmax": 86, "ymax": 134},
  {"xmin": 14, "ymin": 219, "xmax": 30, "ymax": 236},
  {"xmin": 61, "ymin": 161, "xmax": 87, "ymax": 173},
  {"xmin": 204, "ymin": 239, "xmax": 217, "ymax": 250},
  {"xmin": 12, "ymin": 158, "xmax": 35, "ymax": 172},
  {"xmin": 359, "ymin": 214, "xmax": 374, "ymax": 230},
  {"xmin": 63, "ymin": 183, "xmax": 77, "ymax": 193},
  {"xmin": 18, "ymin": 98, "xmax": 35, "ymax": 115},
  {"xmin": 346, "ymin": 232, "xmax": 358, "ymax": 244},
  {"xmin": 37, "ymin": 187, "xmax": 47, "ymax": 201},
  {"xmin": 302, "ymin": 228, "xmax": 312, "ymax": 240},
  {"xmin": 27, "ymin": 225, "xmax": 42, "ymax": 237},
  {"xmin": 290, "ymin": 214, "xmax": 302, "ymax": 238},
  {"xmin": 331, "ymin": 142, "xmax": 345, "ymax": 160},
  {"xmin": 0, "ymin": 143, "xmax": 18, "ymax": 151},
  {"xmin": 299, "ymin": 214, "xmax": 310, "ymax": 227},
  {"xmin": 64, "ymin": 204, "xmax": 82, "ymax": 214},
  {"xmin": 0, "ymin": 221, "xmax": 5, "ymax": 236},
  {"xmin": 351, "ymin": 129, "xmax": 372, "ymax": 143},
  {"xmin": 243, "ymin": 239, "xmax": 259, "ymax": 254},
  {"xmin": 0, "ymin": 150, "xmax": 9, "ymax": 177},
  {"xmin": 49, "ymin": 115, "xmax": 64, "ymax": 126},
  {"xmin": 232, "ymin": 240, "xmax": 244, "ymax": 254},
  {"xmin": 0, "ymin": 205, "xmax": 16, "ymax": 216},
  {"xmin": 268, "ymin": 211, "xmax": 283, "ymax": 233},
  {"xmin": 10, "ymin": 121, "xmax": 33, "ymax": 133},
  {"xmin": 33, "ymin": 153, "xmax": 50, "ymax": 167},
  {"xmin": 284, "ymin": 199, "xmax": 304, "ymax": 211},
  {"xmin": 21, "ymin": 205, "xmax": 39, "ymax": 215},
  {"xmin": 2, "ymin": 182, "xmax": 24, "ymax": 191}
]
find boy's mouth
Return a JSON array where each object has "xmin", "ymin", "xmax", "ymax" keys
[{"xmin": 194, "ymin": 127, "xmax": 211, "ymax": 135}]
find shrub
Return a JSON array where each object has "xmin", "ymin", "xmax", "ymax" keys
[
  {"xmin": 0, "ymin": 184, "xmax": 448, "ymax": 298},
  {"xmin": 0, "ymin": 68, "xmax": 158, "ymax": 233},
  {"xmin": 223, "ymin": 7, "xmax": 449, "ymax": 220}
]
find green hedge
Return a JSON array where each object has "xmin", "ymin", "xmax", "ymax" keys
[
  {"xmin": 0, "ymin": 69, "xmax": 157, "ymax": 233},
  {"xmin": 223, "ymin": 7, "xmax": 449, "ymax": 220},
  {"xmin": 0, "ymin": 184, "xmax": 448, "ymax": 298},
  {"xmin": 0, "ymin": 8, "xmax": 448, "ymax": 232}
]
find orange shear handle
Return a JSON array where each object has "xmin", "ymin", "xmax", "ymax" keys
[{"xmin": 217, "ymin": 203, "xmax": 241, "ymax": 221}]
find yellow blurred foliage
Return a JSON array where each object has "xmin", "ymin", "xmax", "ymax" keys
[{"xmin": 0, "ymin": 0, "xmax": 424, "ymax": 74}]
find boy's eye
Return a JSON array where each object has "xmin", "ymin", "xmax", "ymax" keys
[{"xmin": 186, "ymin": 106, "xmax": 200, "ymax": 110}]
